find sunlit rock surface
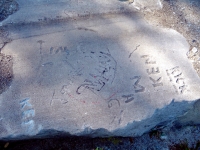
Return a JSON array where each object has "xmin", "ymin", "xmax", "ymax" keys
[{"xmin": 0, "ymin": 1, "xmax": 199, "ymax": 139}]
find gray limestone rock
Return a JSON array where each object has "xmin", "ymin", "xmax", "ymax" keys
[
  {"xmin": 131, "ymin": 0, "xmax": 163, "ymax": 10},
  {"xmin": 0, "ymin": 0, "xmax": 200, "ymax": 139},
  {"xmin": 1, "ymin": 0, "xmax": 131, "ymax": 25},
  {"xmin": 0, "ymin": 12, "xmax": 199, "ymax": 139},
  {"xmin": 0, "ymin": 0, "xmax": 19, "ymax": 22}
]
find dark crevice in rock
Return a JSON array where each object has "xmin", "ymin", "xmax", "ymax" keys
[
  {"xmin": 0, "ymin": 41, "xmax": 10, "ymax": 53},
  {"xmin": 0, "ymin": 28, "xmax": 12, "ymax": 47}
]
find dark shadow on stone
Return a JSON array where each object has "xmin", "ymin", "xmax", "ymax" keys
[
  {"xmin": 0, "ymin": 0, "xmax": 19, "ymax": 22},
  {"xmin": 113, "ymin": 99, "xmax": 195, "ymax": 137}
]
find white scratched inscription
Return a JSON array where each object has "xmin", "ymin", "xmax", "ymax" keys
[{"xmin": 20, "ymin": 98, "xmax": 36, "ymax": 134}]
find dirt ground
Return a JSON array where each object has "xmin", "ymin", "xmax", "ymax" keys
[
  {"xmin": 142, "ymin": 0, "xmax": 200, "ymax": 77},
  {"xmin": 0, "ymin": 0, "xmax": 200, "ymax": 149}
]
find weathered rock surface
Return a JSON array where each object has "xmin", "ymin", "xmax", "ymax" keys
[
  {"xmin": 1, "ymin": 0, "xmax": 130, "ymax": 26},
  {"xmin": 0, "ymin": 11, "xmax": 199, "ymax": 139},
  {"xmin": 0, "ymin": 0, "xmax": 18, "ymax": 22},
  {"xmin": 1, "ymin": 0, "xmax": 163, "ymax": 26}
]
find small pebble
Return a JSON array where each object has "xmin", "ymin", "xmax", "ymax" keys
[
  {"xmin": 192, "ymin": 47, "xmax": 198, "ymax": 54},
  {"xmin": 160, "ymin": 135, "xmax": 168, "ymax": 140}
]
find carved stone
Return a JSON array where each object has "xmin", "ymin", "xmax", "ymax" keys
[{"xmin": 0, "ymin": 1, "xmax": 200, "ymax": 139}]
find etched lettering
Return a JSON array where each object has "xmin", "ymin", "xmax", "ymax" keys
[
  {"xmin": 108, "ymin": 99, "xmax": 120, "ymax": 108},
  {"xmin": 110, "ymin": 110, "xmax": 124, "ymax": 125},
  {"xmin": 141, "ymin": 55, "xmax": 156, "ymax": 64},
  {"xmin": 22, "ymin": 120, "xmax": 35, "ymax": 132},
  {"xmin": 20, "ymin": 98, "xmax": 32, "ymax": 109},
  {"xmin": 122, "ymin": 94, "xmax": 134, "ymax": 103},
  {"xmin": 20, "ymin": 98, "xmax": 37, "ymax": 134},
  {"xmin": 37, "ymin": 40, "xmax": 45, "ymax": 54},
  {"xmin": 22, "ymin": 120, "xmax": 34, "ymax": 126},
  {"xmin": 130, "ymin": 76, "xmax": 145, "ymax": 93},
  {"xmin": 22, "ymin": 109, "xmax": 35, "ymax": 119},
  {"xmin": 145, "ymin": 58, "xmax": 156, "ymax": 64},
  {"xmin": 50, "ymin": 46, "xmax": 69, "ymax": 55},
  {"xmin": 51, "ymin": 89, "xmax": 68, "ymax": 105},
  {"xmin": 167, "ymin": 66, "xmax": 180, "ymax": 76},
  {"xmin": 149, "ymin": 77, "xmax": 163, "ymax": 87},
  {"xmin": 76, "ymin": 50, "xmax": 117, "ymax": 94},
  {"xmin": 60, "ymin": 85, "xmax": 68, "ymax": 94},
  {"xmin": 176, "ymin": 78, "xmax": 185, "ymax": 84},
  {"xmin": 147, "ymin": 67, "xmax": 160, "ymax": 74},
  {"xmin": 76, "ymin": 80, "xmax": 98, "ymax": 94},
  {"xmin": 174, "ymin": 72, "xmax": 182, "ymax": 78},
  {"xmin": 78, "ymin": 11, "xmax": 90, "ymax": 18},
  {"xmin": 179, "ymin": 85, "xmax": 187, "ymax": 94},
  {"xmin": 166, "ymin": 66, "xmax": 188, "ymax": 94}
]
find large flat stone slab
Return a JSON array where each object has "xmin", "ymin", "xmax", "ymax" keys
[{"xmin": 0, "ymin": 13, "xmax": 200, "ymax": 139}]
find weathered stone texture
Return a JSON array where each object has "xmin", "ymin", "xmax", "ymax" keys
[
  {"xmin": 0, "ymin": 13, "xmax": 199, "ymax": 139},
  {"xmin": 0, "ymin": 0, "xmax": 200, "ymax": 140}
]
